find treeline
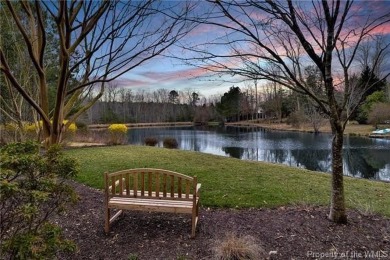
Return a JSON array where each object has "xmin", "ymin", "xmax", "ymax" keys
[
  {"xmin": 81, "ymin": 65, "xmax": 390, "ymax": 128},
  {"xmin": 86, "ymin": 101, "xmax": 217, "ymax": 124},
  {"xmin": 81, "ymin": 88, "xmax": 220, "ymax": 124},
  {"xmin": 214, "ymin": 66, "xmax": 390, "ymax": 131}
]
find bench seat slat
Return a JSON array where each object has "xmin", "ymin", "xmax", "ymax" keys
[
  {"xmin": 109, "ymin": 190, "xmax": 194, "ymax": 200},
  {"xmin": 109, "ymin": 197, "xmax": 198, "ymax": 206},
  {"xmin": 108, "ymin": 197, "xmax": 197, "ymax": 214}
]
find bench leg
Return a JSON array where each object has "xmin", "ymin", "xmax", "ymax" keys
[
  {"xmin": 105, "ymin": 207, "xmax": 110, "ymax": 234},
  {"xmin": 191, "ymin": 215, "xmax": 196, "ymax": 238},
  {"xmin": 191, "ymin": 204, "xmax": 199, "ymax": 238}
]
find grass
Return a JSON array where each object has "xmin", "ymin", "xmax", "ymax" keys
[
  {"xmin": 212, "ymin": 232, "xmax": 266, "ymax": 260},
  {"xmin": 65, "ymin": 145, "xmax": 390, "ymax": 217}
]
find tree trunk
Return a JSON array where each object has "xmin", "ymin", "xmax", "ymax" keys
[{"xmin": 329, "ymin": 121, "xmax": 347, "ymax": 223}]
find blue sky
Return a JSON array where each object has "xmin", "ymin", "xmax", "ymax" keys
[{"xmin": 114, "ymin": 1, "xmax": 390, "ymax": 98}]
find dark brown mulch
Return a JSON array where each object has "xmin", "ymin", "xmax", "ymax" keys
[{"xmin": 56, "ymin": 181, "xmax": 390, "ymax": 260}]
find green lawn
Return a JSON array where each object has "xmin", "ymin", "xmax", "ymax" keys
[{"xmin": 66, "ymin": 145, "xmax": 390, "ymax": 216}]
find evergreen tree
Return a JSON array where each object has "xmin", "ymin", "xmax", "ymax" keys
[
  {"xmin": 216, "ymin": 86, "xmax": 242, "ymax": 121},
  {"xmin": 353, "ymin": 67, "xmax": 387, "ymax": 123},
  {"xmin": 358, "ymin": 66, "xmax": 386, "ymax": 98}
]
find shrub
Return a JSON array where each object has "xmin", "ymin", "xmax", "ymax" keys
[
  {"xmin": 368, "ymin": 102, "xmax": 390, "ymax": 128},
  {"xmin": 144, "ymin": 137, "xmax": 159, "ymax": 146},
  {"xmin": 213, "ymin": 232, "xmax": 267, "ymax": 260},
  {"xmin": 4, "ymin": 123, "xmax": 19, "ymax": 131},
  {"xmin": 63, "ymin": 120, "xmax": 77, "ymax": 133},
  {"xmin": 24, "ymin": 122, "xmax": 39, "ymax": 133},
  {"xmin": 0, "ymin": 142, "xmax": 78, "ymax": 259},
  {"xmin": 108, "ymin": 123, "xmax": 128, "ymax": 133},
  {"xmin": 356, "ymin": 91, "xmax": 387, "ymax": 124},
  {"xmin": 75, "ymin": 121, "xmax": 88, "ymax": 130},
  {"xmin": 108, "ymin": 124, "xmax": 128, "ymax": 145},
  {"xmin": 163, "ymin": 137, "xmax": 178, "ymax": 149},
  {"xmin": 23, "ymin": 120, "xmax": 77, "ymax": 143},
  {"xmin": 24, "ymin": 120, "xmax": 77, "ymax": 133},
  {"xmin": 62, "ymin": 120, "xmax": 78, "ymax": 143},
  {"xmin": 1, "ymin": 123, "xmax": 24, "ymax": 143},
  {"xmin": 286, "ymin": 110, "xmax": 306, "ymax": 128}
]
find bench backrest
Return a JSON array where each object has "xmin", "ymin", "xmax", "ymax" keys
[{"xmin": 104, "ymin": 168, "xmax": 197, "ymax": 201}]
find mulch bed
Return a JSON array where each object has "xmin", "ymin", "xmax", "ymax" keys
[{"xmin": 56, "ymin": 181, "xmax": 390, "ymax": 259}]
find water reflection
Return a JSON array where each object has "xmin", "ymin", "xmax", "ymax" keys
[
  {"xmin": 128, "ymin": 126, "xmax": 390, "ymax": 181},
  {"xmin": 222, "ymin": 147, "xmax": 245, "ymax": 158}
]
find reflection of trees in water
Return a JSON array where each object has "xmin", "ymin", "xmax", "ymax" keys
[
  {"xmin": 263, "ymin": 149, "xmax": 288, "ymax": 164},
  {"xmin": 343, "ymin": 148, "xmax": 387, "ymax": 179},
  {"xmin": 290, "ymin": 149, "xmax": 331, "ymax": 172},
  {"xmin": 129, "ymin": 126, "xmax": 390, "ymax": 181},
  {"xmin": 242, "ymin": 148, "xmax": 261, "ymax": 161},
  {"xmin": 343, "ymin": 135, "xmax": 389, "ymax": 179},
  {"xmin": 379, "ymin": 165, "xmax": 390, "ymax": 181},
  {"xmin": 181, "ymin": 130, "xmax": 201, "ymax": 152},
  {"xmin": 222, "ymin": 146, "xmax": 244, "ymax": 158},
  {"xmin": 227, "ymin": 148, "xmax": 289, "ymax": 164},
  {"xmin": 220, "ymin": 126, "xmax": 263, "ymax": 142}
]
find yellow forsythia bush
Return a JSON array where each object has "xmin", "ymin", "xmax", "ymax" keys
[
  {"xmin": 2, "ymin": 123, "xmax": 21, "ymax": 143},
  {"xmin": 24, "ymin": 123, "xmax": 38, "ymax": 133},
  {"xmin": 4, "ymin": 123, "xmax": 19, "ymax": 131},
  {"xmin": 63, "ymin": 120, "xmax": 77, "ymax": 133},
  {"xmin": 24, "ymin": 121, "xmax": 43, "ymax": 134},
  {"xmin": 108, "ymin": 124, "xmax": 128, "ymax": 145},
  {"xmin": 24, "ymin": 120, "xmax": 77, "ymax": 133},
  {"xmin": 108, "ymin": 124, "xmax": 128, "ymax": 133}
]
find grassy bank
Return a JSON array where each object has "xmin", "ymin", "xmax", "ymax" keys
[{"xmin": 66, "ymin": 145, "xmax": 390, "ymax": 216}]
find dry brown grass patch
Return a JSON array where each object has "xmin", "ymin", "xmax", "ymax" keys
[{"xmin": 213, "ymin": 232, "xmax": 268, "ymax": 260}]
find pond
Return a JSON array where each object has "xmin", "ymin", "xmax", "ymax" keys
[{"xmin": 127, "ymin": 126, "xmax": 390, "ymax": 182}]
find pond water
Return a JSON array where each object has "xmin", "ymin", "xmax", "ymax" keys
[{"xmin": 127, "ymin": 126, "xmax": 390, "ymax": 182}]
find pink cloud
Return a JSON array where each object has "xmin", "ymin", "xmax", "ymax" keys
[
  {"xmin": 247, "ymin": 9, "xmax": 269, "ymax": 22},
  {"xmin": 188, "ymin": 24, "xmax": 217, "ymax": 37},
  {"xmin": 114, "ymin": 78, "xmax": 150, "ymax": 88},
  {"xmin": 371, "ymin": 23, "xmax": 390, "ymax": 35},
  {"xmin": 138, "ymin": 67, "xmax": 211, "ymax": 82}
]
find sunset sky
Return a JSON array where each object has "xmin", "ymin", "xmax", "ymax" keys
[{"xmin": 116, "ymin": 1, "xmax": 390, "ymax": 98}]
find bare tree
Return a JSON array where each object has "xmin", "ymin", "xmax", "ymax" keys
[
  {"xmin": 0, "ymin": 4, "xmax": 40, "ymax": 142},
  {"xmin": 1, "ymin": 1, "xmax": 194, "ymax": 146},
  {"xmin": 183, "ymin": 0, "xmax": 390, "ymax": 223},
  {"xmin": 303, "ymin": 103, "xmax": 328, "ymax": 133},
  {"xmin": 356, "ymin": 35, "xmax": 390, "ymax": 78},
  {"xmin": 262, "ymin": 81, "xmax": 284, "ymax": 122},
  {"xmin": 243, "ymin": 80, "xmax": 261, "ymax": 120}
]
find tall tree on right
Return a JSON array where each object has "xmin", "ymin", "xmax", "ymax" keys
[{"xmin": 185, "ymin": 0, "xmax": 390, "ymax": 223}]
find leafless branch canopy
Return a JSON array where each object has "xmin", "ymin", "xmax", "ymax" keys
[
  {"xmin": 0, "ymin": 0, "xmax": 195, "ymax": 144},
  {"xmin": 180, "ymin": 0, "xmax": 390, "ymax": 118}
]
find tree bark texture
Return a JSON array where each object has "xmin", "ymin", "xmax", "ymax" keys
[{"xmin": 329, "ymin": 124, "xmax": 347, "ymax": 223}]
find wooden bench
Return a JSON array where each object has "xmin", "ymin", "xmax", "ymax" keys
[{"xmin": 104, "ymin": 168, "xmax": 201, "ymax": 238}]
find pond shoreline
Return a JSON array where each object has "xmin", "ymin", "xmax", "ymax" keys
[
  {"xmin": 88, "ymin": 121, "xmax": 193, "ymax": 130},
  {"xmin": 228, "ymin": 121, "xmax": 390, "ymax": 139},
  {"xmin": 87, "ymin": 120, "xmax": 390, "ymax": 137},
  {"xmin": 70, "ymin": 121, "xmax": 390, "ymax": 147}
]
